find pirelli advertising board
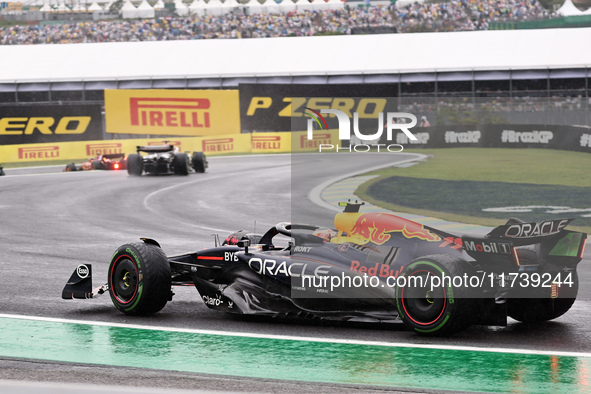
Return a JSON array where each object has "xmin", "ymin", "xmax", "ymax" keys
[
  {"xmin": 239, "ymin": 83, "xmax": 398, "ymax": 133},
  {"xmin": 0, "ymin": 133, "xmax": 285, "ymax": 163},
  {"xmin": 0, "ymin": 105, "xmax": 103, "ymax": 145},
  {"xmin": 105, "ymin": 89, "xmax": 240, "ymax": 136}
]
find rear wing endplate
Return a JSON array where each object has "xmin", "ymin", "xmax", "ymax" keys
[
  {"xmin": 462, "ymin": 218, "xmax": 586, "ymax": 267},
  {"xmin": 487, "ymin": 218, "xmax": 574, "ymax": 245}
]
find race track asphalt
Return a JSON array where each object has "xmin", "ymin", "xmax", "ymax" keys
[{"xmin": 0, "ymin": 152, "xmax": 590, "ymax": 393}]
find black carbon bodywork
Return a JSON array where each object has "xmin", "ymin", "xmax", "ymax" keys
[{"xmin": 63, "ymin": 202, "xmax": 587, "ymax": 332}]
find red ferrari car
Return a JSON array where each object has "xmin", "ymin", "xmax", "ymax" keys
[{"xmin": 64, "ymin": 154, "xmax": 127, "ymax": 172}]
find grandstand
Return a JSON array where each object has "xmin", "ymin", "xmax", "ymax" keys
[
  {"xmin": 0, "ymin": 1, "xmax": 590, "ymax": 127},
  {"xmin": 4, "ymin": 0, "xmax": 591, "ymax": 43}
]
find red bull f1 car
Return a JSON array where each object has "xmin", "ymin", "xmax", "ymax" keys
[
  {"xmin": 64, "ymin": 153, "xmax": 127, "ymax": 172},
  {"xmin": 126, "ymin": 144, "xmax": 207, "ymax": 176},
  {"xmin": 62, "ymin": 201, "xmax": 587, "ymax": 335}
]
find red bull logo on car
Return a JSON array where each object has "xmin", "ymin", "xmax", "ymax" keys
[{"xmin": 344, "ymin": 213, "xmax": 441, "ymax": 245}]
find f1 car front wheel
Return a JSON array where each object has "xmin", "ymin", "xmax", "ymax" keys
[
  {"xmin": 127, "ymin": 154, "xmax": 144, "ymax": 176},
  {"xmin": 395, "ymin": 254, "xmax": 481, "ymax": 335},
  {"xmin": 108, "ymin": 242, "xmax": 171, "ymax": 315}
]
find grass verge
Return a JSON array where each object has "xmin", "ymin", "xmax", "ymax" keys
[
  {"xmin": 364, "ymin": 148, "xmax": 591, "ymax": 187},
  {"xmin": 355, "ymin": 148, "xmax": 591, "ymax": 235}
]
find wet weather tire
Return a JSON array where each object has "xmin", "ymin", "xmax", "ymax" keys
[
  {"xmin": 507, "ymin": 250, "xmax": 578, "ymax": 323},
  {"xmin": 108, "ymin": 242, "xmax": 171, "ymax": 315},
  {"xmin": 395, "ymin": 254, "xmax": 480, "ymax": 336},
  {"xmin": 192, "ymin": 152, "xmax": 207, "ymax": 173},
  {"xmin": 173, "ymin": 153, "xmax": 189, "ymax": 175},
  {"xmin": 127, "ymin": 154, "xmax": 144, "ymax": 176}
]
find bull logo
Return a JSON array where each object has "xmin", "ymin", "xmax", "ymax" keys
[{"xmin": 348, "ymin": 213, "xmax": 440, "ymax": 245}]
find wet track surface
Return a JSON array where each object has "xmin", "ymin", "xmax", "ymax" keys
[{"xmin": 1, "ymin": 153, "xmax": 590, "ymax": 392}]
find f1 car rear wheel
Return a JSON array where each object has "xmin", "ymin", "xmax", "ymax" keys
[
  {"xmin": 127, "ymin": 154, "xmax": 144, "ymax": 176},
  {"xmin": 395, "ymin": 254, "xmax": 481, "ymax": 335},
  {"xmin": 108, "ymin": 242, "xmax": 171, "ymax": 315},
  {"xmin": 173, "ymin": 153, "xmax": 190, "ymax": 175},
  {"xmin": 507, "ymin": 249, "xmax": 578, "ymax": 323},
  {"xmin": 192, "ymin": 152, "xmax": 207, "ymax": 173}
]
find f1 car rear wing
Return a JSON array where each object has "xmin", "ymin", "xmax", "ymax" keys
[
  {"xmin": 136, "ymin": 144, "xmax": 175, "ymax": 153},
  {"xmin": 487, "ymin": 218, "xmax": 575, "ymax": 244},
  {"xmin": 102, "ymin": 153, "xmax": 126, "ymax": 160},
  {"xmin": 462, "ymin": 218, "xmax": 587, "ymax": 268}
]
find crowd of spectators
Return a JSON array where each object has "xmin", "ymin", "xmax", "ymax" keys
[
  {"xmin": 0, "ymin": 0, "xmax": 556, "ymax": 45},
  {"xmin": 396, "ymin": 0, "xmax": 554, "ymax": 32},
  {"xmin": 400, "ymin": 95, "xmax": 589, "ymax": 127}
]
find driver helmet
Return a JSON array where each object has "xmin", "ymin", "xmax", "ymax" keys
[{"xmin": 312, "ymin": 228, "xmax": 337, "ymax": 242}]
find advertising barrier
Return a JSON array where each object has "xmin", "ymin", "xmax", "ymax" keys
[
  {"xmin": 105, "ymin": 89, "xmax": 241, "ymax": 136},
  {"xmin": 0, "ymin": 104, "xmax": 103, "ymax": 145},
  {"xmin": 239, "ymin": 84, "xmax": 398, "ymax": 133},
  {"xmin": 2, "ymin": 125, "xmax": 590, "ymax": 164},
  {"xmin": 250, "ymin": 133, "xmax": 290, "ymax": 154},
  {"xmin": 390, "ymin": 124, "xmax": 591, "ymax": 153},
  {"xmin": 250, "ymin": 131, "xmax": 341, "ymax": 153},
  {"xmin": 291, "ymin": 130, "xmax": 340, "ymax": 152},
  {"xmin": 199, "ymin": 134, "xmax": 251, "ymax": 155},
  {"xmin": 0, "ymin": 133, "xmax": 290, "ymax": 164}
]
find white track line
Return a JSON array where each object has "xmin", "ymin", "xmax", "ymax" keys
[
  {"xmin": 142, "ymin": 174, "xmax": 233, "ymax": 233},
  {"xmin": 308, "ymin": 153, "xmax": 429, "ymax": 212},
  {"xmin": 1, "ymin": 313, "xmax": 589, "ymax": 359}
]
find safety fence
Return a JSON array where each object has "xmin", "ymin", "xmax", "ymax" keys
[
  {"xmin": 0, "ymin": 130, "xmax": 342, "ymax": 163},
  {"xmin": 388, "ymin": 124, "xmax": 591, "ymax": 153}
]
